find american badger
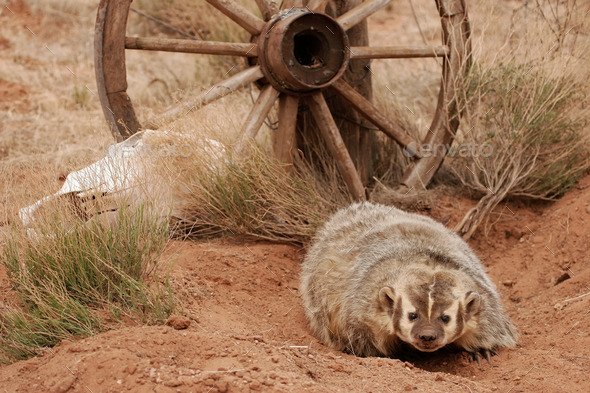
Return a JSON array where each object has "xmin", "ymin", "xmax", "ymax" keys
[{"xmin": 300, "ymin": 202, "xmax": 517, "ymax": 362}]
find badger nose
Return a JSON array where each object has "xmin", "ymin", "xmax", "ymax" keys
[
  {"xmin": 419, "ymin": 334, "xmax": 437, "ymax": 342},
  {"xmin": 419, "ymin": 328, "xmax": 437, "ymax": 342}
]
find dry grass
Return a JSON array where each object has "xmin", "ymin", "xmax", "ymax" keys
[
  {"xmin": 0, "ymin": 203, "xmax": 174, "ymax": 363},
  {"xmin": 452, "ymin": 62, "xmax": 589, "ymax": 238},
  {"xmin": 126, "ymin": 0, "xmax": 256, "ymax": 112},
  {"xmin": 367, "ymin": 0, "xmax": 444, "ymax": 183},
  {"xmin": 144, "ymin": 130, "xmax": 350, "ymax": 244},
  {"xmin": 1, "ymin": 3, "xmax": 590, "ymax": 365},
  {"xmin": 447, "ymin": 0, "xmax": 590, "ymax": 238}
]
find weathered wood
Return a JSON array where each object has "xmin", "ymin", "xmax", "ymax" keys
[
  {"xmin": 331, "ymin": 79, "xmax": 420, "ymax": 157},
  {"xmin": 145, "ymin": 66, "xmax": 264, "ymax": 129},
  {"xmin": 125, "ymin": 37, "xmax": 258, "ymax": 57},
  {"xmin": 273, "ymin": 94, "xmax": 299, "ymax": 168},
  {"xmin": 337, "ymin": 0, "xmax": 391, "ymax": 31},
  {"xmin": 205, "ymin": 0, "xmax": 265, "ymax": 36},
  {"xmin": 350, "ymin": 45, "xmax": 449, "ymax": 59},
  {"xmin": 307, "ymin": 0, "xmax": 329, "ymax": 12},
  {"xmin": 400, "ymin": 0, "xmax": 471, "ymax": 189},
  {"xmin": 95, "ymin": 0, "xmax": 140, "ymax": 141},
  {"xmin": 254, "ymin": 0, "xmax": 279, "ymax": 20},
  {"xmin": 305, "ymin": 92, "xmax": 366, "ymax": 201},
  {"xmin": 94, "ymin": 0, "xmax": 471, "ymax": 193},
  {"xmin": 322, "ymin": 0, "xmax": 375, "ymax": 187},
  {"xmin": 236, "ymin": 85, "xmax": 281, "ymax": 152},
  {"xmin": 105, "ymin": 91, "xmax": 142, "ymax": 138},
  {"xmin": 282, "ymin": 0, "xmax": 305, "ymax": 9}
]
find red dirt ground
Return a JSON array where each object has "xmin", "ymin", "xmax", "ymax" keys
[
  {"xmin": 0, "ymin": 174, "xmax": 589, "ymax": 393},
  {"xmin": 1, "ymin": 1, "xmax": 589, "ymax": 392},
  {"xmin": 0, "ymin": 78, "xmax": 29, "ymax": 113}
]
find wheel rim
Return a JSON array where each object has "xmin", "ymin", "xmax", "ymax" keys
[{"xmin": 94, "ymin": 0, "xmax": 471, "ymax": 198}]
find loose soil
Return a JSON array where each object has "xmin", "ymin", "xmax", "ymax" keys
[
  {"xmin": 0, "ymin": 175, "xmax": 588, "ymax": 393},
  {"xmin": 1, "ymin": 1, "xmax": 589, "ymax": 392},
  {"xmin": 0, "ymin": 79, "xmax": 29, "ymax": 113}
]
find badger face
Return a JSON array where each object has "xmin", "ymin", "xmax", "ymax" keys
[{"xmin": 379, "ymin": 271, "xmax": 481, "ymax": 353}]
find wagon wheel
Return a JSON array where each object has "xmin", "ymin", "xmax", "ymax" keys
[{"xmin": 95, "ymin": 0, "xmax": 470, "ymax": 199}]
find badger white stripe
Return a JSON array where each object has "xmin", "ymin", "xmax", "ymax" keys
[{"xmin": 427, "ymin": 276, "xmax": 437, "ymax": 320}]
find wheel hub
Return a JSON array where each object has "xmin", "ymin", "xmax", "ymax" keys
[{"xmin": 258, "ymin": 9, "xmax": 350, "ymax": 94}]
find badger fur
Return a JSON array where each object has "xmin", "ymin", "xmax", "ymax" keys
[{"xmin": 300, "ymin": 202, "xmax": 517, "ymax": 361}]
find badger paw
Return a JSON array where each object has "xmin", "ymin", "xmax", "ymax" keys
[{"xmin": 467, "ymin": 348, "xmax": 497, "ymax": 367}]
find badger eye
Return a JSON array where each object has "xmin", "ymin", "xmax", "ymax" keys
[
  {"xmin": 440, "ymin": 315, "xmax": 450, "ymax": 323},
  {"xmin": 408, "ymin": 312, "xmax": 418, "ymax": 321}
]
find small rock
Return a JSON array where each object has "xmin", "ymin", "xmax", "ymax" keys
[
  {"xmin": 165, "ymin": 315, "xmax": 191, "ymax": 330},
  {"xmin": 403, "ymin": 361, "xmax": 414, "ymax": 369},
  {"xmin": 163, "ymin": 379, "xmax": 183, "ymax": 387},
  {"xmin": 263, "ymin": 378, "xmax": 274, "ymax": 386},
  {"xmin": 215, "ymin": 381, "xmax": 229, "ymax": 393},
  {"xmin": 503, "ymin": 280, "xmax": 514, "ymax": 287},
  {"xmin": 404, "ymin": 385, "xmax": 413, "ymax": 391},
  {"xmin": 435, "ymin": 374, "xmax": 444, "ymax": 382},
  {"xmin": 271, "ymin": 357, "xmax": 279, "ymax": 363},
  {"xmin": 49, "ymin": 373, "xmax": 76, "ymax": 393},
  {"xmin": 554, "ymin": 272, "xmax": 571, "ymax": 285},
  {"xmin": 124, "ymin": 364, "xmax": 137, "ymax": 375}
]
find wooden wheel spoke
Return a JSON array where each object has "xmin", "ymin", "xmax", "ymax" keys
[
  {"xmin": 307, "ymin": 0, "xmax": 328, "ymax": 12},
  {"xmin": 337, "ymin": 0, "xmax": 391, "ymax": 32},
  {"xmin": 282, "ymin": 0, "xmax": 305, "ymax": 10},
  {"xmin": 331, "ymin": 79, "xmax": 420, "ymax": 157},
  {"xmin": 236, "ymin": 85, "xmax": 281, "ymax": 152},
  {"xmin": 205, "ymin": 0, "xmax": 265, "ymax": 36},
  {"xmin": 305, "ymin": 92, "xmax": 366, "ymax": 200},
  {"xmin": 145, "ymin": 66, "xmax": 264, "ymax": 129},
  {"xmin": 254, "ymin": 0, "xmax": 279, "ymax": 20},
  {"xmin": 349, "ymin": 45, "xmax": 449, "ymax": 59},
  {"xmin": 125, "ymin": 37, "xmax": 257, "ymax": 57},
  {"xmin": 273, "ymin": 94, "xmax": 299, "ymax": 167},
  {"xmin": 96, "ymin": 0, "xmax": 470, "ymax": 194}
]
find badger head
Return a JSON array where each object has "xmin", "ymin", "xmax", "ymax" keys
[{"xmin": 379, "ymin": 269, "xmax": 481, "ymax": 352}]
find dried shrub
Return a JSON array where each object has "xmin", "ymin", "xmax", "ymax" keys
[
  {"xmin": 0, "ymin": 205, "xmax": 174, "ymax": 363},
  {"xmin": 149, "ymin": 132, "xmax": 350, "ymax": 244},
  {"xmin": 451, "ymin": 62, "xmax": 589, "ymax": 238}
]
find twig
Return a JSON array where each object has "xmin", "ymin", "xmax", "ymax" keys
[{"xmin": 562, "ymin": 291, "xmax": 590, "ymax": 303}]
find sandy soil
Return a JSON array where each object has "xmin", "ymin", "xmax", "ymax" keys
[
  {"xmin": 1, "ymin": 0, "xmax": 589, "ymax": 392},
  {"xmin": 0, "ymin": 175, "xmax": 589, "ymax": 393}
]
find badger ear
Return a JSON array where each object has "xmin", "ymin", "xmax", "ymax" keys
[
  {"xmin": 464, "ymin": 291, "xmax": 481, "ymax": 320},
  {"xmin": 379, "ymin": 286, "xmax": 396, "ymax": 317}
]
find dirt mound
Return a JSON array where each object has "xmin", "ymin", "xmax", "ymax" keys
[
  {"xmin": 1, "ymin": 0, "xmax": 42, "ymax": 30},
  {"xmin": 1, "ymin": 175, "xmax": 589, "ymax": 392},
  {"xmin": 0, "ymin": 79, "xmax": 29, "ymax": 113},
  {"xmin": 0, "ymin": 35, "xmax": 10, "ymax": 50}
]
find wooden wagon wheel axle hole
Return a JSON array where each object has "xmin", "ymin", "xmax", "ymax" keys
[
  {"xmin": 258, "ymin": 10, "xmax": 349, "ymax": 94},
  {"xmin": 96, "ymin": 0, "xmax": 471, "ymax": 196}
]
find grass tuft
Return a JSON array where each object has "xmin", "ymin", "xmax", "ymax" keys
[
  {"xmin": 0, "ymin": 204, "xmax": 174, "ymax": 364},
  {"xmin": 451, "ymin": 61, "xmax": 589, "ymax": 238},
  {"xmin": 153, "ymin": 132, "xmax": 349, "ymax": 244}
]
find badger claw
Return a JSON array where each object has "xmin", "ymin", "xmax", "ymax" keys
[{"xmin": 468, "ymin": 349, "xmax": 497, "ymax": 367}]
